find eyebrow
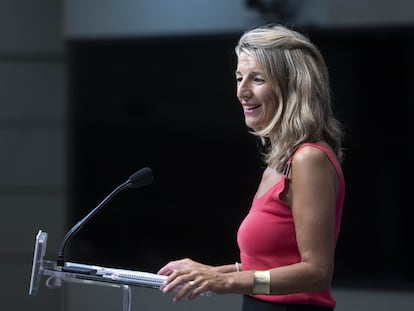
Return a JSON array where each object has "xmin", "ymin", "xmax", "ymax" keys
[{"xmin": 235, "ymin": 70, "xmax": 263, "ymax": 76}]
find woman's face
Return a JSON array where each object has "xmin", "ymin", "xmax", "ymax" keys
[{"xmin": 236, "ymin": 52, "xmax": 277, "ymax": 130}]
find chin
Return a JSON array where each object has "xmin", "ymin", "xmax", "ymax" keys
[{"xmin": 244, "ymin": 117, "xmax": 260, "ymax": 130}]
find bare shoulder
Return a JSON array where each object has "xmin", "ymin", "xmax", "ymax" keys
[
  {"xmin": 293, "ymin": 145, "xmax": 329, "ymax": 164},
  {"xmin": 291, "ymin": 144, "xmax": 336, "ymax": 176},
  {"xmin": 291, "ymin": 144, "xmax": 338, "ymax": 190}
]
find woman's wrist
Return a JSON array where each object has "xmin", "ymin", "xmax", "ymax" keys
[{"xmin": 252, "ymin": 270, "xmax": 271, "ymax": 295}]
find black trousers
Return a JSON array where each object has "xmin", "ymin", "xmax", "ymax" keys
[{"xmin": 242, "ymin": 295, "xmax": 334, "ymax": 311}]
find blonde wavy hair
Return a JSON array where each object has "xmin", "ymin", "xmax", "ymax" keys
[{"xmin": 235, "ymin": 23, "xmax": 344, "ymax": 172}]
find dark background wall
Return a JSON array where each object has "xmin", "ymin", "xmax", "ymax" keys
[
  {"xmin": 2, "ymin": 1, "xmax": 412, "ymax": 311},
  {"xmin": 66, "ymin": 34, "xmax": 261, "ymax": 271},
  {"xmin": 67, "ymin": 25, "xmax": 414, "ymax": 287}
]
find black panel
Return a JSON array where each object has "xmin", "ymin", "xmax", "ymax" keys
[{"xmin": 66, "ymin": 27, "xmax": 414, "ymax": 287}]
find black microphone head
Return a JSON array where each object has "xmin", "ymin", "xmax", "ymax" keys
[{"xmin": 129, "ymin": 167, "xmax": 154, "ymax": 188}]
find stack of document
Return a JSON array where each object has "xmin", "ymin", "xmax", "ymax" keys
[{"xmin": 65, "ymin": 262, "xmax": 167, "ymax": 289}]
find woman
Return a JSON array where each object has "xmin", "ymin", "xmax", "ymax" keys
[{"xmin": 158, "ymin": 23, "xmax": 345, "ymax": 311}]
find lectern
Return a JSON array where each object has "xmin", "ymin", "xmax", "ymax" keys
[{"xmin": 29, "ymin": 229, "xmax": 168, "ymax": 311}]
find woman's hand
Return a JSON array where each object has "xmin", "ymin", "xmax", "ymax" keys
[
  {"xmin": 157, "ymin": 258, "xmax": 209, "ymax": 276},
  {"xmin": 157, "ymin": 258, "xmax": 228, "ymax": 302}
]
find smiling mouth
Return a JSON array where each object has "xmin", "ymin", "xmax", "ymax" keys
[{"xmin": 243, "ymin": 104, "xmax": 261, "ymax": 111}]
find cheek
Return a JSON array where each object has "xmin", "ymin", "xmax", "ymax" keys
[{"xmin": 262, "ymin": 95, "xmax": 278, "ymax": 118}]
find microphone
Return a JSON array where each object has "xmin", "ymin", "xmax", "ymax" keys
[{"xmin": 56, "ymin": 167, "xmax": 154, "ymax": 267}]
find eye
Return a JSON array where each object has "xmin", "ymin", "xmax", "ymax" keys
[
  {"xmin": 235, "ymin": 76, "xmax": 243, "ymax": 84},
  {"xmin": 254, "ymin": 76, "xmax": 265, "ymax": 84}
]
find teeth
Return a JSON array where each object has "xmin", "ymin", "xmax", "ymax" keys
[{"xmin": 245, "ymin": 105, "xmax": 260, "ymax": 110}]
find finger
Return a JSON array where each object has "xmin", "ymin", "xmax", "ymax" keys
[
  {"xmin": 161, "ymin": 273, "xmax": 188, "ymax": 294},
  {"xmin": 187, "ymin": 281, "xmax": 208, "ymax": 301},
  {"xmin": 157, "ymin": 262, "xmax": 176, "ymax": 275},
  {"xmin": 172, "ymin": 280, "xmax": 196, "ymax": 302},
  {"xmin": 157, "ymin": 267, "xmax": 172, "ymax": 275}
]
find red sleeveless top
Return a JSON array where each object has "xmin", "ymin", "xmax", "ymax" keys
[{"xmin": 237, "ymin": 143, "xmax": 345, "ymax": 308}]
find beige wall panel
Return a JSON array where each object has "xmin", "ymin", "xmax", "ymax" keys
[
  {"xmin": 0, "ymin": 261, "xmax": 63, "ymax": 311},
  {"xmin": 0, "ymin": 0, "xmax": 63, "ymax": 53},
  {"xmin": 0, "ymin": 196, "xmax": 65, "ymax": 256},
  {"xmin": 0, "ymin": 129, "xmax": 67, "ymax": 187},
  {"xmin": 0, "ymin": 62, "xmax": 66, "ymax": 120}
]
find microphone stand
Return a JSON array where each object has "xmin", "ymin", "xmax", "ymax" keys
[
  {"xmin": 57, "ymin": 180, "xmax": 132, "ymax": 267},
  {"xmin": 29, "ymin": 167, "xmax": 154, "ymax": 311}
]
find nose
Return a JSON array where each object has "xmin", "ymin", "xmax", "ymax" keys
[{"xmin": 237, "ymin": 80, "xmax": 252, "ymax": 100}]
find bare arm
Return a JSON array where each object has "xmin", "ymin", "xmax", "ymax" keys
[
  {"xmin": 158, "ymin": 146, "xmax": 339, "ymax": 300},
  {"xmin": 265, "ymin": 146, "xmax": 338, "ymax": 294}
]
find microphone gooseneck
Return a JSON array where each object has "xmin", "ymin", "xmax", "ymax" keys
[
  {"xmin": 56, "ymin": 167, "xmax": 153, "ymax": 267},
  {"xmin": 129, "ymin": 166, "xmax": 154, "ymax": 188}
]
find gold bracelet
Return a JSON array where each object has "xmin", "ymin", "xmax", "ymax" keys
[{"xmin": 252, "ymin": 270, "xmax": 271, "ymax": 295}]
